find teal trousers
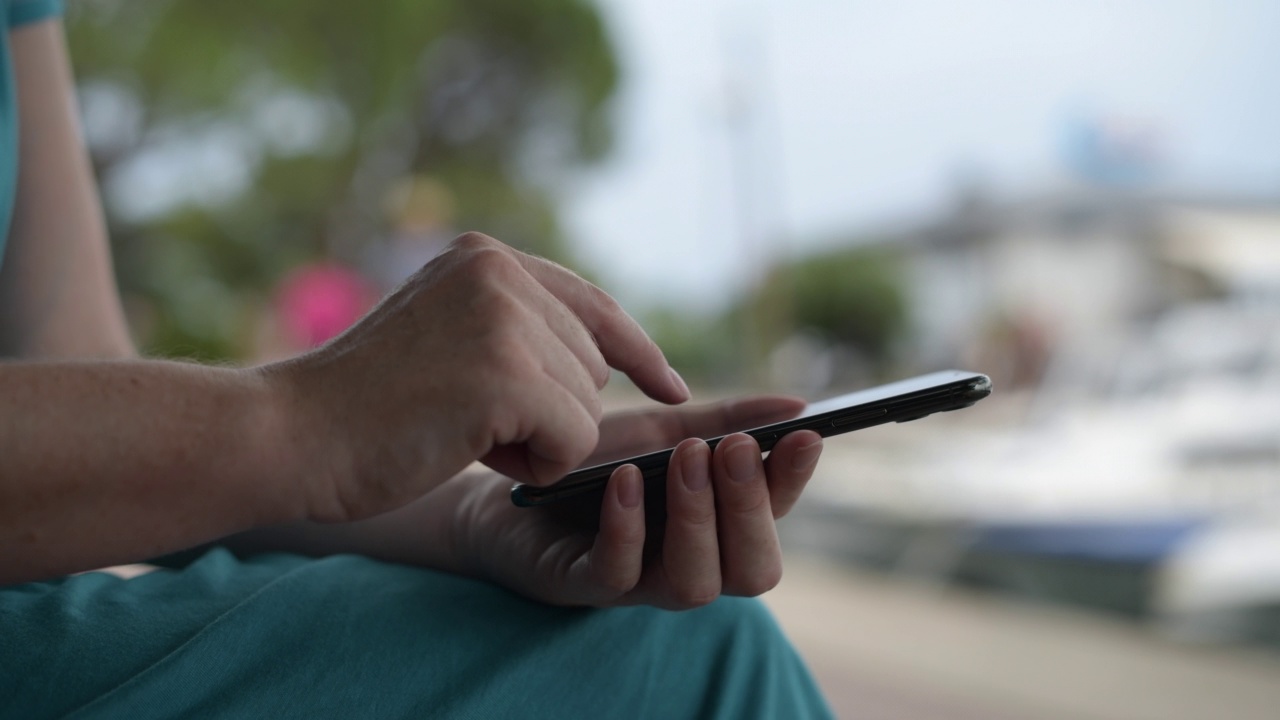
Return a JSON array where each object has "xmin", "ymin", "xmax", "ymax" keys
[{"xmin": 1, "ymin": 549, "xmax": 832, "ymax": 718}]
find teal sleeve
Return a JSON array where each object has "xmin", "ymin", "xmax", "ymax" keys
[{"xmin": 8, "ymin": 0, "xmax": 63, "ymax": 28}]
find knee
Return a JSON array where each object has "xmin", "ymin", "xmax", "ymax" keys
[
  {"xmin": 692, "ymin": 596, "xmax": 793, "ymax": 659},
  {"xmin": 664, "ymin": 597, "xmax": 831, "ymax": 718}
]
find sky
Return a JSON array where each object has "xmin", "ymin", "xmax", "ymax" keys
[{"xmin": 562, "ymin": 0, "xmax": 1280, "ymax": 312}]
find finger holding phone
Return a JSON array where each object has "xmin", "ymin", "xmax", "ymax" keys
[
  {"xmin": 592, "ymin": 428, "xmax": 825, "ymax": 609},
  {"xmin": 387, "ymin": 398, "xmax": 824, "ymax": 609}
]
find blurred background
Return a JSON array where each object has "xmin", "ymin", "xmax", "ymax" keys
[{"xmin": 66, "ymin": 0, "xmax": 1280, "ymax": 716}]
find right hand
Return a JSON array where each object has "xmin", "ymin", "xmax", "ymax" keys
[{"xmin": 264, "ymin": 232, "xmax": 690, "ymax": 523}]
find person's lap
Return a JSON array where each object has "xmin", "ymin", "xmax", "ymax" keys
[{"xmin": 0, "ymin": 548, "xmax": 831, "ymax": 719}]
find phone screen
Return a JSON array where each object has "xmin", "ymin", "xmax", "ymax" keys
[
  {"xmin": 783, "ymin": 370, "xmax": 987, "ymax": 420},
  {"xmin": 510, "ymin": 369, "xmax": 991, "ymax": 509}
]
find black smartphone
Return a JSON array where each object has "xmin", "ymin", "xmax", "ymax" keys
[{"xmin": 510, "ymin": 369, "xmax": 992, "ymax": 510}]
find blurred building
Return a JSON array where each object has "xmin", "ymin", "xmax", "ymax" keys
[
  {"xmin": 788, "ymin": 185, "xmax": 1280, "ymax": 638},
  {"xmin": 856, "ymin": 187, "xmax": 1280, "ymax": 390}
]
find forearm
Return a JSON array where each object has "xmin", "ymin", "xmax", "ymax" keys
[
  {"xmin": 0, "ymin": 20, "xmax": 134, "ymax": 361},
  {"xmin": 0, "ymin": 360, "xmax": 305, "ymax": 585}
]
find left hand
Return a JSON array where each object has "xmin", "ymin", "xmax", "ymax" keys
[{"xmin": 421, "ymin": 396, "xmax": 824, "ymax": 608}]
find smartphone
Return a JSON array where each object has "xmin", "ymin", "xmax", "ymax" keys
[{"xmin": 510, "ymin": 369, "xmax": 992, "ymax": 510}]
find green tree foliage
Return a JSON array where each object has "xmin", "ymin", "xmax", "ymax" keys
[
  {"xmin": 651, "ymin": 247, "xmax": 908, "ymax": 387},
  {"xmin": 65, "ymin": 0, "xmax": 618, "ymax": 359},
  {"xmin": 643, "ymin": 306, "xmax": 742, "ymax": 389},
  {"xmin": 765, "ymin": 248, "xmax": 907, "ymax": 365}
]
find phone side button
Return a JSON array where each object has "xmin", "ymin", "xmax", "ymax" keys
[{"xmin": 832, "ymin": 408, "xmax": 889, "ymax": 427}]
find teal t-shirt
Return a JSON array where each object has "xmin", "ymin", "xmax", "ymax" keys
[{"xmin": 0, "ymin": 0, "xmax": 64, "ymax": 261}]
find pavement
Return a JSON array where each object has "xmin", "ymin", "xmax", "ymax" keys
[{"xmin": 764, "ymin": 554, "xmax": 1280, "ymax": 720}]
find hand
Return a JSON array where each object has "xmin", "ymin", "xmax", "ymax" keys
[
  {"xmin": 264, "ymin": 233, "xmax": 689, "ymax": 523},
  {"xmin": 430, "ymin": 396, "xmax": 824, "ymax": 608}
]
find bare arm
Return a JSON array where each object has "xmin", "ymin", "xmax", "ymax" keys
[
  {"xmin": 0, "ymin": 19, "xmax": 133, "ymax": 359},
  {"xmin": 0, "ymin": 22, "xmax": 308, "ymax": 585},
  {"xmin": 0, "ymin": 20, "xmax": 732, "ymax": 605},
  {"xmin": 0, "ymin": 21, "xmax": 301, "ymax": 585},
  {"xmin": 0, "ymin": 361, "xmax": 306, "ymax": 585},
  {"xmin": 0, "ymin": 230, "xmax": 692, "ymax": 587}
]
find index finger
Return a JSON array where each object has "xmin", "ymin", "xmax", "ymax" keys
[{"xmin": 513, "ymin": 252, "xmax": 690, "ymax": 405}]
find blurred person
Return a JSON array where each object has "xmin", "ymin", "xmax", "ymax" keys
[
  {"xmin": 369, "ymin": 175, "xmax": 458, "ymax": 291},
  {"xmin": 967, "ymin": 310, "xmax": 1053, "ymax": 391},
  {"xmin": 0, "ymin": 4, "xmax": 832, "ymax": 718}
]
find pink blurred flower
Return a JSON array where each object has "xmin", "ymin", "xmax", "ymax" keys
[{"xmin": 276, "ymin": 263, "xmax": 377, "ymax": 349}]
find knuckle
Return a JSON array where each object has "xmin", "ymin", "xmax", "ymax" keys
[
  {"xmin": 475, "ymin": 251, "xmax": 522, "ymax": 283},
  {"xmin": 450, "ymin": 231, "xmax": 499, "ymax": 252},
  {"xmin": 595, "ymin": 568, "xmax": 639, "ymax": 597},
  {"xmin": 576, "ymin": 379, "xmax": 604, "ymax": 412},
  {"xmin": 487, "ymin": 331, "xmax": 537, "ymax": 378},
  {"xmin": 587, "ymin": 282, "xmax": 621, "ymax": 316},
  {"xmin": 528, "ymin": 465, "xmax": 568, "ymax": 489},
  {"xmin": 672, "ymin": 584, "xmax": 721, "ymax": 609},
  {"xmin": 583, "ymin": 392, "xmax": 605, "ymax": 424},
  {"xmin": 587, "ymin": 353, "xmax": 610, "ymax": 389},
  {"xmin": 531, "ymin": 431, "xmax": 596, "ymax": 486},
  {"xmin": 672, "ymin": 499, "xmax": 717, "ymax": 528},
  {"xmin": 725, "ymin": 488, "xmax": 772, "ymax": 518},
  {"xmin": 481, "ymin": 363, "xmax": 540, "ymax": 411},
  {"xmin": 481, "ymin": 288, "xmax": 530, "ymax": 330},
  {"xmin": 472, "ymin": 294, "xmax": 531, "ymax": 349},
  {"xmin": 731, "ymin": 564, "xmax": 783, "ymax": 597},
  {"xmin": 585, "ymin": 284, "xmax": 630, "ymax": 333},
  {"xmin": 604, "ymin": 515, "xmax": 645, "ymax": 551},
  {"xmin": 573, "ymin": 422, "xmax": 601, "ymax": 460},
  {"xmin": 459, "ymin": 246, "xmax": 522, "ymax": 287}
]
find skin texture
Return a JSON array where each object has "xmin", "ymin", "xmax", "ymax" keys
[{"xmin": 0, "ymin": 19, "xmax": 826, "ymax": 608}]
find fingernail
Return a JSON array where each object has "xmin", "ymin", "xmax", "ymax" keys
[
  {"xmin": 617, "ymin": 467, "xmax": 642, "ymax": 508},
  {"xmin": 791, "ymin": 439, "xmax": 823, "ymax": 472},
  {"xmin": 668, "ymin": 367, "xmax": 691, "ymax": 401},
  {"xmin": 681, "ymin": 441, "xmax": 710, "ymax": 492},
  {"xmin": 727, "ymin": 440, "xmax": 758, "ymax": 484}
]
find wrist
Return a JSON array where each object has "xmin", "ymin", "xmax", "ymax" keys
[
  {"xmin": 245, "ymin": 361, "xmax": 335, "ymax": 525},
  {"xmin": 447, "ymin": 472, "xmax": 513, "ymax": 582}
]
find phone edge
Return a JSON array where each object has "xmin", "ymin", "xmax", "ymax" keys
[{"xmin": 511, "ymin": 370, "xmax": 992, "ymax": 508}]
